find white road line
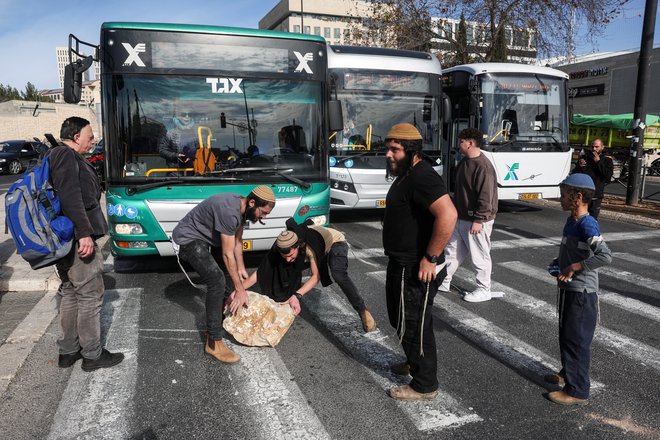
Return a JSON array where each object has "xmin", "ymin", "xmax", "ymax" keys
[
  {"xmin": 451, "ymin": 267, "xmax": 660, "ymax": 374},
  {"xmin": 48, "ymin": 288, "xmax": 142, "ymax": 440},
  {"xmin": 599, "ymin": 267, "xmax": 660, "ymax": 293},
  {"xmin": 228, "ymin": 344, "xmax": 331, "ymax": 440},
  {"xmin": 365, "ymin": 271, "xmax": 604, "ymax": 393},
  {"xmin": 499, "ymin": 261, "xmax": 660, "ymax": 323},
  {"xmin": 493, "ymin": 228, "xmax": 527, "ymax": 239},
  {"xmin": 650, "ymin": 248, "xmax": 660, "ymax": 253},
  {"xmin": 611, "ymin": 252, "xmax": 660, "ymax": 268},
  {"xmin": 303, "ymin": 288, "xmax": 482, "ymax": 432},
  {"xmin": 0, "ymin": 290, "xmax": 58, "ymax": 397}
]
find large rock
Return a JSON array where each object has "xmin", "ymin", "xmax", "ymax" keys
[{"xmin": 223, "ymin": 291, "xmax": 296, "ymax": 347}]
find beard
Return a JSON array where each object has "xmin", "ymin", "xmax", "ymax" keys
[
  {"xmin": 386, "ymin": 154, "xmax": 412, "ymax": 179},
  {"xmin": 245, "ymin": 205, "xmax": 259, "ymax": 223}
]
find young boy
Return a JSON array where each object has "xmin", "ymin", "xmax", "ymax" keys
[{"xmin": 545, "ymin": 173, "xmax": 612, "ymax": 405}]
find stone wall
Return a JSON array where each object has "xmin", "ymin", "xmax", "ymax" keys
[{"xmin": 0, "ymin": 100, "xmax": 100, "ymax": 141}]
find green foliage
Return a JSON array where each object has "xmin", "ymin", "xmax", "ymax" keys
[{"xmin": 0, "ymin": 82, "xmax": 54, "ymax": 103}]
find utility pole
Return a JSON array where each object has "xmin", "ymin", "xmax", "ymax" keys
[{"xmin": 626, "ymin": 0, "xmax": 657, "ymax": 205}]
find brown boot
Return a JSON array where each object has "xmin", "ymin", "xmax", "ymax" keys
[
  {"xmin": 547, "ymin": 390, "xmax": 588, "ymax": 406},
  {"xmin": 205, "ymin": 337, "xmax": 240, "ymax": 364},
  {"xmin": 359, "ymin": 309, "xmax": 376, "ymax": 332},
  {"xmin": 388, "ymin": 385, "xmax": 438, "ymax": 401}
]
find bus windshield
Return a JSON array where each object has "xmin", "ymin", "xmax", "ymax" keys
[
  {"xmin": 480, "ymin": 73, "xmax": 568, "ymax": 150},
  {"xmin": 105, "ymin": 75, "xmax": 323, "ymax": 183},
  {"xmin": 331, "ymin": 70, "xmax": 438, "ymax": 154}
]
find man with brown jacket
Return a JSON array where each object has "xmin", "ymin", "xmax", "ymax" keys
[{"xmin": 439, "ymin": 128, "xmax": 498, "ymax": 302}]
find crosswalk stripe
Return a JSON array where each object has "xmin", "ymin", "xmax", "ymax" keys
[
  {"xmin": 364, "ymin": 271, "xmax": 604, "ymax": 393},
  {"xmin": 611, "ymin": 252, "xmax": 660, "ymax": 268},
  {"xmin": 599, "ymin": 267, "xmax": 660, "ymax": 293},
  {"xmin": 228, "ymin": 344, "xmax": 331, "ymax": 439},
  {"xmin": 451, "ymin": 267, "xmax": 660, "ymax": 374},
  {"xmin": 48, "ymin": 288, "xmax": 142, "ymax": 440},
  {"xmin": 651, "ymin": 248, "xmax": 660, "ymax": 253},
  {"xmin": 304, "ymin": 288, "xmax": 482, "ymax": 431},
  {"xmin": 499, "ymin": 261, "xmax": 660, "ymax": 323}
]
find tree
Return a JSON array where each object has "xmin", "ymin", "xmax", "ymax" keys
[
  {"xmin": 0, "ymin": 82, "xmax": 54, "ymax": 103},
  {"xmin": 347, "ymin": 0, "xmax": 631, "ymax": 63}
]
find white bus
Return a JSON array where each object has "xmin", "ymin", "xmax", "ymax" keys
[
  {"xmin": 327, "ymin": 45, "xmax": 444, "ymax": 209},
  {"xmin": 441, "ymin": 63, "xmax": 572, "ymax": 200}
]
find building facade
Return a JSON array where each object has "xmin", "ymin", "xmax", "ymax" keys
[
  {"xmin": 259, "ymin": 0, "xmax": 372, "ymax": 45},
  {"xmin": 553, "ymin": 47, "xmax": 660, "ymax": 116}
]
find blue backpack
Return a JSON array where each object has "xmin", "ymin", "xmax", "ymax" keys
[{"xmin": 4, "ymin": 153, "xmax": 74, "ymax": 269}]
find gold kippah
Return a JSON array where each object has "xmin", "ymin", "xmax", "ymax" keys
[
  {"xmin": 251, "ymin": 185, "xmax": 276, "ymax": 203},
  {"xmin": 385, "ymin": 123, "xmax": 422, "ymax": 140},
  {"xmin": 276, "ymin": 230, "xmax": 298, "ymax": 249}
]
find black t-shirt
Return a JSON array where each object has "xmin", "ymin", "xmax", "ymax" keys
[{"xmin": 383, "ymin": 160, "xmax": 448, "ymax": 265}]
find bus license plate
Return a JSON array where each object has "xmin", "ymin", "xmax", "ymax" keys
[
  {"xmin": 242, "ymin": 240, "xmax": 252, "ymax": 251},
  {"xmin": 376, "ymin": 200, "xmax": 386, "ymax": 207},
  {"xmin": 518, "ymin": 193, "xmax": 540, "ymax": 200}
]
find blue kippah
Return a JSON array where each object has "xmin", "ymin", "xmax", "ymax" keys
[{"xmin": 561, "ymin": 173, "xmax": 595, "ymax": 191}]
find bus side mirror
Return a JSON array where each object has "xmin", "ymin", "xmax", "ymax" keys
[
  {"xmin": 63, "ymin": 56, "xmax": 93, "ymax": 104},
  {"xmin": 328, "ymin": 100, "xmax": 344, "ymax": 133},
  {"xmin": 442, "ymin": 94, "xmax": 452, "ymax": 124},
  {"xmin": 220, "ymin": 112, "xmax": 227, "ymax": 128}
]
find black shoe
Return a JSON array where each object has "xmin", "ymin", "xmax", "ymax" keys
[
  {"xmin": 81, "ymin": 349, "xmax": 125, "ymax": 372},
  {"xmin": 58, "ymin": 350, "xmax": 83, "ymax": 368}
]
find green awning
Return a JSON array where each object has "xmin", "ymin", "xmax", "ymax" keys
[{"xmin": 571, "ymin": 113, "xmax": 660, "ymax": 129}]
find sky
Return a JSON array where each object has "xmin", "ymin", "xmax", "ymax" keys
[{"xmin": 0, "ymin": 0, "xmax": 657, "ymax": 91}]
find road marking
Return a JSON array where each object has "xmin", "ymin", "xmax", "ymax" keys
[
  {"xmin": 303, "ymin": 287, "xmax": 482, "ymax": 432},
  {"xmin": 0, "ymin": 290, "xmax": 58, "ymax": 397},
  {"xmin": 228, "ymin": 343, "xmax": 331, "ymax": 440},
  {"xmin": 499, "ymin": 261, "xmax": 660, "ymax": 323},
  {"xmin": 611, "ymin": 252, "xmax": 660, "ymax": 268},
  {"xmin": 493, "ymin": 228, "xmax": 527, "ymax": 239},
  {"xmin": 48, "ymin": 288, "xmax": 141, "ymax": 440},
  {"xmin": 650, "ymin": 248, "xmax": 660, "ymax": 253},
  {"xmin": 599, "ymin": 267, "xmax": 660, "ymax": 293},
  {"xmin": 365, "ymin": 271, "xmax": 604, "ymax": 393},
  {"xmin": 451, "ymin": 267, "xmax": 660, "ymax": 374}
]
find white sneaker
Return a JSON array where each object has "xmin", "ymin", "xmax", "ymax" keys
[
  {"xmin": 437, "ymin": 280, "xmax": 451, "ymax": 292},
  {"xmin": 463, "ymin": 288, "xmax": 491, "ymax": 303}
]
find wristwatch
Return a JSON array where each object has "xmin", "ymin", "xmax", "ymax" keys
[
  {"xmin": 424, "ymin": 254, "xmax": 439, "ymax": 264},
  {"xmin": 295, "ymin": 292, "xmax": 303, "ymax": 301}
]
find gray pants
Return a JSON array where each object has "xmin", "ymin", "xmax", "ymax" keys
[
  {"xmin": 55, "ymin": 242, "xmax": 105, "ymax": 359},
  {"xmin": 442, "ymin": 219, "xmax": 494, "ymax": 291}
]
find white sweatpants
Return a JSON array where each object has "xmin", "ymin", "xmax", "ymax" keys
[{"xmin": 442, "ymin": 219, "xmax": 494, "ymax": 291}]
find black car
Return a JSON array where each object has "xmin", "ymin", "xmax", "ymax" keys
[{"xmin": 0, "ymin": 140, "xmax": 48, "ymax": 174}]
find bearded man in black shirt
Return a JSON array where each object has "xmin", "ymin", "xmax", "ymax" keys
[{"xmin": 382, "ymin": 123, "xmax": 457, "ymax": 400}]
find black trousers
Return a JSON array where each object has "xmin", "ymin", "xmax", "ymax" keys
[
  {"xmin": 385, "ymin": 259, "xmax": 444, "ymax": 393},
  {"xmin": 588, "ymin": 197, "xmax": 603, "ymax": 220},
  {"xmin": 328, "ymin": 241, "xmax": 366, "ymax": 312},
  {"xmin": 178, "ymin": 240, "xmax": 233, "ymax": 340},
  {"xmin": 558, "ymin": 288, "xmax": 598, "ymax": 399}
]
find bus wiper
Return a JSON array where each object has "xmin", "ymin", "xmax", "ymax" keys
[
  {"xmin": 126, "ymin": 179, "xmax": 187, "ymax": 195},
  {"xmin": 276, "ymin": 171, "xmax": 311, "ymax": 189}
]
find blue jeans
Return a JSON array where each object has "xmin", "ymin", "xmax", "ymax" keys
[
  {"xmin": 178, "ymin": 240, "xmax": 232, "ymax": 340},
  {"xmin": 386, "ymin": 259, "xmax": 443, "ymax": 393},
  {"xmin": 55, "ymin": 242, "xmax": 105, "ymax": 359},
  {"xmin": 328, "ymin": 241, "xmax": 365, "ymax": 312},
  {"xmin": 558, "ymin": 289, "xmax": 598, "ymax": 399}
]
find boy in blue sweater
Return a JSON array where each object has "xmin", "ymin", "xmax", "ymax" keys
[{"xmin": 545, "ymin": 173, "xmax": 612, "ymax": 405}]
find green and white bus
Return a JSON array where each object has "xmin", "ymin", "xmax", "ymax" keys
[{"xmin": 64, "ymin": 22, "xmax": 340, "ymax": 257}]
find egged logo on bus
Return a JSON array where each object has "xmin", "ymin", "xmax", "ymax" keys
[
  {"xmin": 294, "ymin": 51, "xmax": 313, "ymax": 74},
  {"xmin": 206, "ymin": 78, "xmax": 244, "ymax": 94},
  {"xmin": 122, "ymin": 43, "xmax": 146, "ymax": 67}
]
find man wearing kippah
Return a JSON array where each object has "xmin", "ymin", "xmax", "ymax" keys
[
  {"xmin": 172, "ymin": 186, "xmax": 276, "ymax": 363},
  {"xmin": 241, "ymin": 221, "xmax": 377, "ymax": 332},
  {"xmin": 382, "ymin": 122, "xmax": 458, "ymax": 400}
]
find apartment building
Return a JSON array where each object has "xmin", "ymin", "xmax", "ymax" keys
[{"xmin": 259, "ymin": 0, "xmax": 371, "ymax": 45}]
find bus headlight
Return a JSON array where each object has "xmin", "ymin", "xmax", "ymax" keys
[
  {"xmin": 115, "ymin": 241, "xmax": 149, "ymax": 249},
  {"xmin": 114, "ymin": 223, "xmax": 144, "ymax": 234},
  {"xmin": 308, "ymin": 215, "xmax": 327, "ymax": 226},
  {"xmin": 330, "ymin": 179, "xmax": 356, "ymax": 193}
]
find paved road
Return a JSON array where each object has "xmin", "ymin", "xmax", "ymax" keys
[
  {"xmin": 606, "ymin": 176, "xmax": 660, "ymax": 202},
  {"xmin": 1, "ymin": 201, "xmax": 659, "ymax": 439}
]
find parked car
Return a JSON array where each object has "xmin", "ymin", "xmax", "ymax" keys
[
  {"xmin": 0, "ymin": 140, "xmax": 48, "ymax": 175},
  {"xmin": 85, "ymin": 138, "xmax": 105, "ymax": 184}
]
